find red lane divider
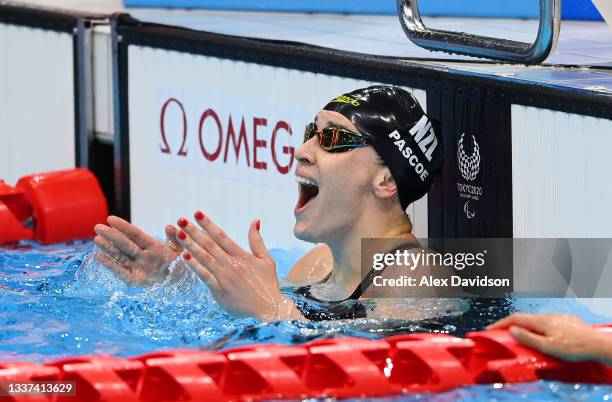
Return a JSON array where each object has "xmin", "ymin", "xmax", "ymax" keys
[
  {"xmin": 132, "ymin": 350, "xmax": 227, "ymax": 402},
  {"xmin": 1, "ymin": 326, "xmax": 610, "ymax": 401},
  {"xmin": 0, "ymin": 180, "xmax": 33, "ymax": 244},
  {"xmin": 301, "ymin": 338, "xmax": 394, "ymax": 398},
  {"xmin": 0, "ymin": 168, "xmax": 107, "ymax": 245},
  {"xmin": 0, "ymin": 362, "xmax": 61, "ymax": 402},
  {"xmin": 386, "ymin": 333, "xmax": 475, "ymax": 392},
  {"xmin": 45, "ymin": 356, "xmax": 142, "ymax": 402},
  {"xmin": 222, "ymin": 343, "xmax": 310, "ymax": 399}
]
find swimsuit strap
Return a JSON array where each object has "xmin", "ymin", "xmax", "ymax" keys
[
  {"xmin": 346, "ymin": 266, "xmax": 381, "ymax": 300},
  {"xmin": 320, "ymin": 270, "xmax": 333, "ymax": 284},
  {"xmin": 298, "ymin": 240, "xmax": 421, "ymax": 303},
  {"xmin": 347, "ymin": 242, "xmax": 422, "ymax": 300},
  {"xmin": 304, "ymin": 259, "xmax": 391, "ymax": 302}
]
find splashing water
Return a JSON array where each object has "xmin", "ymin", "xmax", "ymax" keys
[{"xmin": 1, "ymin": 240, "xmax": 610, "ymax": 366}]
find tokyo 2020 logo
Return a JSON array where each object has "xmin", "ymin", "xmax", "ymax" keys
[{"xmin": 457, "ymin": 133, "xmax": 480, "ymax": 182}]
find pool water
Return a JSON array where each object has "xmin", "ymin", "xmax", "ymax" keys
[{"xmin": 1, "ymin": 241, "xmax": 611, "ymax": 401}]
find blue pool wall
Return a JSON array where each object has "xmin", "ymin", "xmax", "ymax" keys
[{"xmin": 123, "ymin": 0, "xmax": 604, "ymax": 20}]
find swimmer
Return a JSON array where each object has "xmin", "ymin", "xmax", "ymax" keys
[
  {"xmin": 488, "ymin": 313, "xmax": 612, "ymax": 365},
  {"xmin": 94, "ymin": 85, "xmax": 444, "ymax": 321}
]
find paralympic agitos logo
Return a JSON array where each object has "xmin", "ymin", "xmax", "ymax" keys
[
  {"xmin": 456, "ymin": 132, "xmax": 483, "ymax": 218},
  {"xmin": 458, "ymin": 133, "xmax": 480, "ymax": 182}
]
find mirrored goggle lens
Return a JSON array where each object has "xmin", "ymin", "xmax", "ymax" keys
[
  {"xmin": 303, "ymin": 123, "xmax": 368, "ymax": 152},
  {"xmin": 304, "ymin": 123, "xmax": 317, "ymax": 143}
]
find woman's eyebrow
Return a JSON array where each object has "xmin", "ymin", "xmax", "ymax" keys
[
  {"xmin": 314, "ymin": 116, "xmax": 339, "ymax": 129},
  {"xmin": 314, "ymin": 114, "xmax": 354, "ymax": 131},
  {"xmin": 328, "ymin": 123, "xmax": 356, "ymax": 132},
  {"xmin": 324, "ymin": 119, "xmax": 351, "ymax": 130}
]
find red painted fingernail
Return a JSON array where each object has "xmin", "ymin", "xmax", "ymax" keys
[
  {"xmin": 178, "ymin": 218, "xmax": 188, "ymax": 228},
  {"xmin": 177, "ymin": 230, "xmax": 187, "ymax": 240},
  {"xmin": 194, "ymin": 210, "xmax": 204, "ymax": 220},
  {"xmin": 184, "ymin": 252, "xmax": 192, "ymax": 261},
  {"xmin": 255, "ymin": 219, "xmax": 261, "ymax": 231}
]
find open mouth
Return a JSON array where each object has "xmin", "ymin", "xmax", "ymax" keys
[{"xmin": 295, "ymin": 176, "xmax": 319, "ymax": 213}]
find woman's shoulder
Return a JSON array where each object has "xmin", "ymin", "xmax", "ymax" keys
[{"xmin": 286, "ymin": 244, "xmax": 333, "ymax": 285}]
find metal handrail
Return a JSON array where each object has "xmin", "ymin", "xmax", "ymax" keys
[{"xmin": 396, "ymin": 0, "xmax": 561, "ymax": 64}]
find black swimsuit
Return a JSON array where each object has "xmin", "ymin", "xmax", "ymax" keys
[
  {"xmin": 292, "ymin": 250, "xmax": 409, "ymax": 321},
  {"xmin": 292, "ymin": 272, "xmax": 370, "ymax": 320},
  {"xmin": 291, "ymin": 242, "xmax": 421, "ymax": 321}
]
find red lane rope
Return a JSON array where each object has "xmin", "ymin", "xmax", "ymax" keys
[
  {"xmin": 1, "ymin": 168, "xmax": 107, "ymax": 245},
  {"xmin": 1, "ymin": 326, "xmax": 611, "ymax": 401}
]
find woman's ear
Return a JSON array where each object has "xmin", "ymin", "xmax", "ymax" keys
[{"xmin": 373, "ymin": 166, "xmax": 398, "ymax": 200}]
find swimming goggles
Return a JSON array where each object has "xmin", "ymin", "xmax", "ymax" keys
[{"xmin": 303, "ymin": 122, "xmax": 372, "ymax": 153}]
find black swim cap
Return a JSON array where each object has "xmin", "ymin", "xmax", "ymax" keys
[{"xmin": 323, "ymin": 86, "xmax": 443, "ymax": 211}]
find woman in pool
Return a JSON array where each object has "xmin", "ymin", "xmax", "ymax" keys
[{"xmin": 94, "ymin": 85, "xmax": 445, "ymax": 322}]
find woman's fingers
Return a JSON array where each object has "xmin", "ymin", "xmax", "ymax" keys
[
  {"xmin": 94, "ymin": 224, "xmax": 140, "ymax": 259},
  {"xmin": 176, "ymin": 228, "xmax": 225, "ymax": 282},
  {"xmin": 182, "ymin": 252, "xmax": 220, "ymax": 293},
  {"xmin": 94, "ymin": 235, "xmax": 132, "ymax": 266},
  {"xmin": 509, "ymin": 326, "xmax": 549, "ymax": 353},
  {"xmin": 193, "ymin": 211, "xmax": 245, "ymax": 256},
  {"xmin": 487, "ymin": 313, "xmax": 549, "ymax": 333},
  {"xmin": 107, "ymin": 215, "xmax": 157, "ymax": 249},
  {"xmin": 178, "ymin": 218, "xmax": 228, "ymax": 264},
  {"xmin": 248, "ymin": 219, "xmax": 272, "ymax": 261},
  {"xmin": 94, "ymin": 251, "xmax": 135, "ymax": 284},
  {"xmin": 165, "ymin": 225, "xmax": 182, "ymax": 251}
]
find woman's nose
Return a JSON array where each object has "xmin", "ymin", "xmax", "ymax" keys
[{"xmin": 294, "ymin": 136, "xmax": 318, "ymax": 165}]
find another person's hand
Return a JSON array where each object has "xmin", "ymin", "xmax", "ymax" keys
[
  {"xmin": 175, "ymin": 212, "xmax": 304, "ymax": 322},
  {"xmin": 488, "ymin": 313, "xmax": 612, "ymax": 365},
  {"xmin": 94, "ymin": 216, "xmax": 181, "ymax": 286}
]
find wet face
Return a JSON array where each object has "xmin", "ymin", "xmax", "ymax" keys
[{"xmin": 293, "ymin": 110, "xmax": 382, "ymax": 244}]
